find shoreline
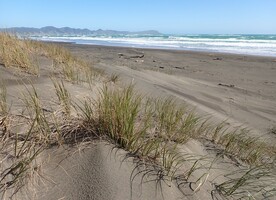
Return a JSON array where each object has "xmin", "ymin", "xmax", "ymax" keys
[
  {"xmin": 78, "ymin": 43, "xmax": 276, "ymax": 59},
  {"xmin": 46, "ymin": 41, "xmax": 276, "ymax": 59},
  {"xmin": 46, "ymin": 40, "xmax": 276, "ymax": 61}
]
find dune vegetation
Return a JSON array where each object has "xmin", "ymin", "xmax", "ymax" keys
[{"xmin": 0, "ymin": 33, "xmax": 275, "ymax": 199}]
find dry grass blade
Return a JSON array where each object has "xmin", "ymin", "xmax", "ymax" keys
[
  {"xmin": 52, "ymin": 78, "xmax": 71, "ymax": 116},
  {"xmin": 214, "ymin": 163, "xmax": 276, "ymax": 199},
  {"xmin": 108, "ymin": 73, "xmax": 120, "ymax": 83},
  {"xmin": 0, "ymin": 80, "xmax": 7, "ymax": 115}
]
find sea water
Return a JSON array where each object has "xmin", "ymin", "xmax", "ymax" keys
[{"xmin": 34, "ymin": 34, "xmax": 276, "ymax": 57}]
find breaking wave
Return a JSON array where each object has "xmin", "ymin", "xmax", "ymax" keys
[{"xmin": 33, "ymin": 34, "xmax": 276, "ymax": 57}]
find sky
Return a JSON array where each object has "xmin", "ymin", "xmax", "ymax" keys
[{"xmin": 0, "ymin": 0, "xmax": 276, "ymax": 34}]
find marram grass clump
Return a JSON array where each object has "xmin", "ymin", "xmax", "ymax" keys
[
  {"xmin": 0, "ymin": 32, "xmax": 100, "ymax": 83},
  {"xmin": 1, "ymin": 82, "xmax": 275, "ymax": 199},
  {"xmin": 0, "ymin": 33, "xmax": 39, "ymax": 74}
]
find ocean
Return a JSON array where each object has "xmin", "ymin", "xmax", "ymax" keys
[{"xmin": 34, "ymin": 34, "xmax": 276, "ymax": 57}]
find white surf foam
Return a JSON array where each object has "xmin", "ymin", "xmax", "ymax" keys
[{"xmin": 34, "ymin": 35, "xmax": 276, "ymax": 57}]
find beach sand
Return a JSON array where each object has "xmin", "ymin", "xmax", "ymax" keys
[
  {"xmin": 66, "ymin": 44, "xmax": 276, "ymax": 137},
  {"xmin": 1, "ymin": 43, "xmax": 275, "ymax": 200}
]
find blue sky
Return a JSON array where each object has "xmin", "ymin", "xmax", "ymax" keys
[{"xmin": 0, "ymin": 0, "xmax": 275, "ymax": 34}]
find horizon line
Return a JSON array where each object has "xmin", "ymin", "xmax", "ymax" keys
[{"xmin": 1, "ymin": 26, "xmax": 276, "ymax": 35}]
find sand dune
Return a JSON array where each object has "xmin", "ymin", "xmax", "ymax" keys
[
  {"xmin": 28, "ymin": 143, "xmax": 186, "ymax": 200},
  {"xmin": 1, "ymin": 41, "xmax": 275, "ymax": 200}
]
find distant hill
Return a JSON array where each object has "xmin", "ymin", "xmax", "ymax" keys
[{"xmin": 0, "ymin": 26, "xmax": 161, "ymax": 36}]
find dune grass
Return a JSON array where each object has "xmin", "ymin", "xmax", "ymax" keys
[
  {"xmin": 93, "ymin": 85, "xmax": 275, "ymax": 199},
  {"xmin": 79, "ymin": 86, "xmax": 208, "ymax": 183},
  {"xmin": 214, "ymin": 163, "xmax": 276, "ymax": 199},
  {"xmin": 52, "ymin": 78, "xmax": 71, "ymax": 117},
  {"xmin": 0, "ymin": 85, "xmax": 47, "ymax": 193},
  {"xmin": 198, "ymin": 121, "xmax": 276, "ymax": 198},
  {"xmin": 0, "ymin": 33, "xmax": 101, "ymax": 85},
  {"xmin": 42, "ymin": 43, "xmax": 101, "ymax": 84},
  {"xmin": 203, "ymin": 122, "xmax": 276, "ymax": 165},
  {"xmin": 0, "ymin": 33, "xmax": 39, "ymax": 75},
  {"xmin": 93, "ymin": 86, "xmax": 200, "ymax": 156},
  {"xmin": 154, "ymin": 98, "xmax": 200, "ymax": 143},
  {"xmin": 0, "ymin": 82, "xmax": 74, "ymax": 194}
]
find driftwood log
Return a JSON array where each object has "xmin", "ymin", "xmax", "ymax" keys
[{"xmin": 118, "ymin": 53, "xmax": 144, "ymax": 59}]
